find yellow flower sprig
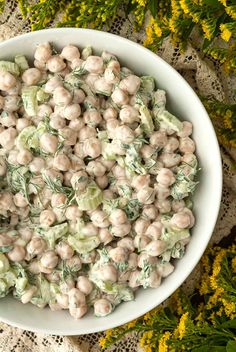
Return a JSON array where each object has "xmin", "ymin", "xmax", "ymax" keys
[{"xmin": 100, "ymin": 244, "xmax": 236, "ymax": 351}]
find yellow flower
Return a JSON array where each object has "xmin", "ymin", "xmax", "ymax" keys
[
  {"xmin": 232, "ymin": 256, "xmax": 236, "ymax": 273},
  {"xmin": 220, "ymin": 24, "xmax": 232, "ymax": 42},
  {"xmin": 218, "ymin": 0, "xmax": 227, "ymax": 6},
  {"xmin": 223, "ymin": 109, "xmax": 233, "ymax": 130},
  {"xmin": 226, "ymin": 5, "xmax": 236, "ymax": 20},
  {"xmin": 202, "ymin": 18, "xmax": 216, "ymax": 40},
  {"xmin": 171, "ymin": 0, "xmax": 182, "ymax": 19},
  {"xmin": 158, "ymin": 331, "xmax": 171, "ymax": 352},
  {"xmin": 179, "ymin": 0, "xmax": 190, "ymax": 14},
  {"xmin": 140, "ymin": 330, "xmax": 154, "ymax": 351},
  {"xmin": 176, "ymin": 312, "xmax": 189, "ymax": 340},
  {"xmin": 126, "ymin": 319, "xmax": 138, "ymax": 329},
  {"xmin": 210, "ymin": 249, "xmax": 226, "ymax": 290},
  {"xmin": 99, "ymin": 337, "xmax": 106, "ymax": 349},
  {"xmin": 221, "ymin": 298, "xmax": 236, "ymax": 318}
]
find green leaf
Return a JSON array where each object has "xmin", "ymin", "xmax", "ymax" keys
[
  {"xmin": 192, "ymin": 347, "xmax": 226, "ymax": 352},
  {"xmin": 226, "ymin": 340, "xmax": 236, "ymax": 352},
  {"xmin": 220, "ymin": 319, "xmax": 236, "ymax": 329},
  {"xmin": 148, "ymin": 0, "xmax": 157, "ymax": 18}
]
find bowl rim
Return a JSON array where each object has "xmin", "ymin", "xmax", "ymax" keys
[{"xmin": 0, "ymin": 27, "xmax": 222, "ymax": 335}]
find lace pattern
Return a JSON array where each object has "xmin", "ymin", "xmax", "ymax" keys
[{"xmin": 0, "ymin": 2, "xmax": 235, "ymax": 351}]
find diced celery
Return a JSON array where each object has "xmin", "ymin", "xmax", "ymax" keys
[
  {"xmin": 0, "ymin": 61, "xmax": 20, "ymax": 75},
  {"xmin": 76, "ymin": 181, "xmax": 103, "ymax": 211},
  {"xmin": 82, "ymin": 46, "xmax": 92, "ymax": 60},
  {"xmin": 140, "ymin": 76, "xmax": 155, "ymax": 93},
  {"xmin": 16, "ymin": 126, "xmax": 39, "ymax": 150},
  {"xmin": 139, "ymin": 105, "xmax": 154, "ymax": 135},
  {"xmin": 156, "ymin": 110, "xmax": 183, "ymax": 133},
  {"xmin": 68, "ymin": 235, "xmax": 100, "ymax": 254},
  {"xmin": 14, "ymin": 55, "xmax": 29, "ymax": 72},
  {"xmin": 0, "ymin": 253, "xmax": 10, "ymax": 274},
  {"xmin": 22, "ymin": 86, "xmax": 39, "ymax": 116}
]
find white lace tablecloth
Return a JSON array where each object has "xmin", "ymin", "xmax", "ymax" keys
[{"xmin": 0, "ymin": 2, "xmax": 236, "ymax": 351}]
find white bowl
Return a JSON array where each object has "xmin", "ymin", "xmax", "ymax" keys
[{"xmin": 0, "ymin": 28, "xmax": 222, "ymax": 335}]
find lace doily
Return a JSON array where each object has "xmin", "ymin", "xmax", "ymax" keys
[{"xmin": 0, "ymin": 2, "xmax": 236, "ymax": 352}]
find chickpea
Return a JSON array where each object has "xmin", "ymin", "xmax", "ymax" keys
[
  {"xmin": 119, "ymin": 75, "xmax": 140, "ymax": 95},
  {"xmin": 159, "ymin": 152, "xmax": 181, "ymax": 168},
  {"xmin": 78, "ymin": 126, "xmax": 96, "ymax": 142},
  {"xmin": 179, "ymin": 137, "xmax": 195, "ymax": 154},
  {"xmin": 129, "ymin": 270, "xmax": 141, "ymax": 288},
  {"xmin": 157, "ymin": 262, "xmax": 174, "ymax": 278},
  {"xmin": 112, "ymin": 164, "xmax": 126, "ymax": 180},
  {"xmin": 53, "ymin": 86, "xmax": 72, "ymax": 106},
  {"xmin": 40, "ymin": 133, "xmax": 58, "ymax": 154},
  {"xmin": 68, "ymin": 288, "xmax": 86, "ymax": 308},
  {"xmin": 0, "ymin": 127, "xmax": 17, "ymax": 150},
  {"xmin": 103, "ymin": 189, "xmax": 115, "ymax": 199},
  {"xmin": 103, "ymin": 107, "xmax": 118, "ymax": 121},
  {"xmin": 104, "ymin": 67, "xmax": 119, "ymax": 85},
  {"xmin": 133, "ymin": 219, "xmax": 151, "ymax": 236},
  {"xmin": 99, "ymin": 228, "xmax": 113, "ymax": 244},
  {"xmin": 69, "ymin": 118, "xmax": 84, "ymax": 132},
  {"xmin": 45, "ymin": 271, "xmax": 61, "ymax": 283},
  {"xmin": 134, "ymin": 235, "xmax": 151, "ymax": 251},
  {"xmin": 34, "ymin": 59, "xmax": 46, "ymax": 70},
  {"xmin": 0, "ymin": 233, "xmax": 13, "ymax": 246},
  {"xmin": 1, "ymin": 111, "xmax": 16, "ymax": 127},
  {"xmin": 0, "ymin": 156, "xmax": 6, "ymax": 176},
  {"xmin": 106, "ymin": 118, "xmax": 120, "ymax": 139},
  {"xmin": 18, "ymin": 228, "xmax": 33, "ymax": 242},
  {"xmin": 56, "ymin": 293, "xmax": 69, "ymax": 309},
  {"xmin": 61, "ymin": 44, "xmax": 80, "ymax": 61},
  {"xmin": 55, "ymin": 241, "xmax": 74, "ymax": 260},
  {"xmin": 142, "ymin": 205, "xmax": 158, "ymax": 220},
  {"xmin": 137, "ymin": 186, "xmax": 155, "ymax": 205},
  {"xmin": 0, "ymin": 96, "xmax": 4, "ymax": 109},
  {"xmin": 83, "ymin": 109, "xmax": 102, "ymax": 127},
  {"xmin": 145, "ymin": 240, "xmax": 166, "ymax": 256},
  {"xmin": 26, "ymin": 237, "xmax": 46, "ymax": 257},
  {"xmin": 0, "ymin": 71, "xmax": 16, "ymax": 91},
  {"xmin": 100, "ymin": 264, "xmax": 118, "ymax": 282},
  {"xmin": 22, "ymin": 68, "xmax": 41, "ymax": 86},
  {"xmin": 13, "ymin": 192, "xmax": 28, "ymax": 208},
  {"xmin": 69, "ymin": 305, "xmax": 87, "ymax": 319},
  {"xmin": 43, "ymin": 168, "xmax": 63, "ymax": 182},
  {"xmin": 117, "ymin": 237, "xmax": 134, "ymax": 252},
  {"xmin": 16, "ymin": 117, "xmax": 31, "ymax": 132},
  {"xmin": 101, "ymin": 159, "xmax": 115, "ymax": 171},
  {"xmin": 29, "ymin": 157, "xmax": 45, "ymax": 175},
  {"xmin": 44, "ymin": 76, "xmax": 63, "ymax": 93},
  {"xmin": 70, "ymin": 170, "xmax": 88, "ymax": 192},
  {"xmin": 3, "ymin": 96, "xmax": 20, "ymax": 112},
  {"xmin": 7, "ymin": 245, "xmax": 26, "ymax": 262},
  {"xmin": 51, "ymin": 193, "xmax": 67, "ymax": 208},
  {"xmin": 111, "ymin": 88, "xmax": 129, "ymax": 106},
  {"xmin": 150, "ymin": 130, "xmax": 168, "ymax": 147},
  {"xmin": 95, "ymin": 175, "xmax": 108, "ymax": 189},
  {"xmin": 143, "ymin": 270, "xmax": 161, "ymax": 288},
  {"xmin": 16, "ymin": 149, "xmax": 33, "ymax": 165},
  {"xmin": 60, "ymin": 127, "xmax": 78, "ymax": 146},
  {"xmin": 10, "ymin": 214, "xmax": 18, "ymax": 226},
  {"xmin": 172, "ymin": 200, "xmax": 185, "ymax": 212},
  {"xmin": 156, "ymin": 185, "xmax": 170, "ymax": 200},
  {"xmin": 177, "ymin": 121, "xmax": 193, "ymax": 138},
  {"xmin": 131, "ymin": 175, "xmax": 150, "ymax": 190},
  {"xmin": 76, "ymin": 276, "xmax": 93, "ymax": 295},
  {"xmin": 109, "ymin": 209, "xmax": 127, "ymax": 226},
  {"xmin": 39, "ymin": 209, "xmax": 56, "ymax": 227},
  {"xmin": 53, "ymin": 154, "xmax": 71, "ymax": 172},
  {"xmin": 94, "ymin": 299, "xmax": 112, "ymax": 317},
  {"xmin": 84, "ymin": 56, "xmax": 104, "ymax": 74},
  {"xmin": 83, "ymin": 137, "xmax": 101, "ymax": 158},
  {"xmin": 86, "ymin": 160, "xmax": 106, "ymax": 177},
  {"xmin": 156, "ymin": 199, "xmax": 171, "ymax": 214},
  {"xmin": 94, "ymin": 77, "xmax": 112, "ymax": 95},
  {"xmin": 62, "ymin": 104, "xmax": 81, "ymax": 120},
  {"xmin": 0, "ymin": 191, "xmax": 15, "ymax": 211},
  {"xmin": 70, "ymin": 58, "xmax": 84, "ymax": 70},
  {"xmin": 34, "ymin": 42, "xmax": 52, "ymax": 62},
  {"xmin": 47, "ymin": 55, "xmax": 66, "ymax": 73},
  {"xmin": 66, "ymin": 255, "xmax": 82, "ymax": 272},
  {"xmin": 91, "ymin": 210, "xmax": 110, "ymax": 228},
  {"xmin": 81, "ymin": 223, "xmax": 98, "ymax": 238},
  {"xmin": 112, "ymin": 222, "xmax": 131, "ymax": 238},
  {"xmin": 37, "ymin": 104, "xmax": 52, "ymax": 118},
  {"xmin": 49, "ymin": 302, "xmax": 62, "ymax": 311},
  {"xmin": 28, "ymin": 260, "xmax": 41, "ymax": 274},
  {"xmin": 72, "ymin": 88, "xmax": 86, "ymax": 104},
  {"xmin": 109, "ymin": 247, "xmax": 128, "ymax": 263},
  {"xmin": 65, "ymin": 205, "xmax": 82, "ymax": 222},
  {"xmin": 164, "ymin": 137, "xmax": 179, "ymax": 153},
  {"xmin": 85, "ymin": 73, "xmax": 99, "ymax": 88},
  {"xmin": 140, "ymin": 145, "xmax": 155, "ymax": 160},
  {"xmin": 156, "ymin": 168, "xmax": 175, "ymax": 187},
  {"xmin": 40, "ymin": 250, "xmax": 58, "ymax": 269},
  {"xmin": 138, "ymin": 253, "xmax": 157, "ymax": 268},
  {"xmin": 115, "ymin": 125, "xmax": 134, "ymax": 143},
  {"xmin": 21, "ymin": 286, "xmax": 37, "ymax": 304},
  {"xmin": 146, "ymin": 221, "xmax": 163, "ymax": 240}
]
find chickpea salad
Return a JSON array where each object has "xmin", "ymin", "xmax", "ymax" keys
[{"xmin": 0, "ymin": 42, "xmax": 199, "ymax": 319}]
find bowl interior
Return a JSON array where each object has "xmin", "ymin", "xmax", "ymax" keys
[{"xmin": 0, "ymin": 28, "xmax": 222, "ymax": 335}]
